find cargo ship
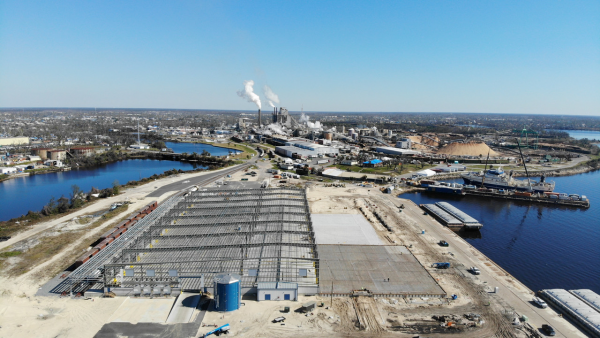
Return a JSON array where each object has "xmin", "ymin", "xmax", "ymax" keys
[{"xmin": 461, "ymin": 169, "xmax": 555, "ymax": 193}]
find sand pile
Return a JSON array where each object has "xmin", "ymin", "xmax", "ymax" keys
[
  {"xmin": 407, "ymin": 135, "xmax": 439, "ymax": 149},
  {"xmin": 435, "ymin": 142, "xmax": 499, "ymax": 156}
]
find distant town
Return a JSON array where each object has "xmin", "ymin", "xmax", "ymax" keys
[{"xmin": 1, "ymin": 108, "xmax": 599, "ymax": 338}]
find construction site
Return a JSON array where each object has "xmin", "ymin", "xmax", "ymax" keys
[{"xmin": 0, "ymin": 158, "xmax": 595, "ymax": 338}]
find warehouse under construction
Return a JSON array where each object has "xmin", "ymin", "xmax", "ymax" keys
[{"xmin": 54, "ymin": 188, "xmax": 319, "ymax": 297}]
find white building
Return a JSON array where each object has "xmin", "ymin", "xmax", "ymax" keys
[
  {"xmin": 0, "ymin": 167, "xmax": 17, "ymax": 175},
  {"xmin": 27, "ymin": 155, "xmax": 42, "ymax": 162},
  {"xmin": 396, "ymin": 138, "xmax": 412, "ymax": 149},
  {"xmin": 375, "ymin": 146, "xmax": 421, "ymax": 156},
  {"xmin": 130, "ymin": 143, "xmax": 150, "ymax": 150},
  {"xmin": 257, "ymin": 282, "xmax": 298, "ymax": 301},
  {"xmin": 413, "ymin": 169, "xmax": 436, "ymax": 177},
  {"xmin": 44, "ymin": 160, "xmax": 64, "ymax": 167}
]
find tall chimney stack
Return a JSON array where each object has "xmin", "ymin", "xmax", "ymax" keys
[{"xmin": 258, "ymin": 109, "xmax": 262, "ymax": 128}]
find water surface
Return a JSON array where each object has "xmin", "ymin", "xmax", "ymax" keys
[
  {"xmin": 558, "ymin": 130, "xmax": 600, "ymax": 140},
  {"xmin": 400, "ymin": 171, "xmax": 600, "ymax": 294}
]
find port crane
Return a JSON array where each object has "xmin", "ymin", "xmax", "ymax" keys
[
  {"xmin": 516, "ymin": 139, "xmax": 533, "ymax": 192},
  {"xmin": 513, "ymin": 128, "xmax": 539, "ymax": 150},
  {"xmin": 480, "ymin": 150, "xmax": 490, "ymax": 189}
]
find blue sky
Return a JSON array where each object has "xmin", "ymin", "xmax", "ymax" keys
[{"xmin": 0, "ymin": 1, "xmax": 598, "ymax": 115}]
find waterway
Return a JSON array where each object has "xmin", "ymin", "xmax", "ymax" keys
[
  {"xmin": 400, "ymin": 170, "xmax": 600, "ymax": 294},
  {"xmin": 165, "ymin": 141, "xmax": 241, "ymax": 155},
  {"xmin": 0, "ymin": 143, "xmax": 237, "ymax": 221},
  {"xmin": 558, "ymin": 130, "xmax": 600, "ymax": 140}
]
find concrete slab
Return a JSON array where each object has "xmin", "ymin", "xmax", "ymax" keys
[
  {"xmin": 311, "ymin": 214, "xmax": 383, "ymax": 245},
  {"xmin": 108, "ymin": 297, "xmax": 175, "ymax": 323},
  {"xmin": 166, "ymin": 292, "xmax": 201, "ymax": 323},
  {"xmin": 318, "ymin": 245, "xmax": 446, "ymax": 296}
]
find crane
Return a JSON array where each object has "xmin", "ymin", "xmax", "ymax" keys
[{"xmin": 512, "ymin": 128, "xmax": 539, "ymax": 150}]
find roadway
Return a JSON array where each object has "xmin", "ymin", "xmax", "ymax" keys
[{"xmin": 146, "ymin": 163, "xmax": 252, "ymax": 197}]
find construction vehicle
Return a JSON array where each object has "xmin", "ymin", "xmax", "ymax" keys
[
  {"xmin": 200, "ymin": 323, "xmax": 230, "ymax": 337},
  {"xmin": 431, "ymin": 262, "xmax": 451, "ymax": 269}
]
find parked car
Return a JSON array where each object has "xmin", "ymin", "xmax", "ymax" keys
[
  {"xmin": 438, "ymin": 240, "xmax": 449, "ymax": 247},
  {"xmin": 533, "ymin": 297, "xmax": 548, "ymax": 309},
  {"xmin": 541, "ymin": 324, "xmax": 555, "ymax": 336},
  {"xmin": 470, "ymin": 267, "xmax": 481, "ymax": 275}
]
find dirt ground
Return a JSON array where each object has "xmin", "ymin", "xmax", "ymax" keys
[{"xmin": 305, "ymin": 184, "xmax": 584, "ymax": 338}]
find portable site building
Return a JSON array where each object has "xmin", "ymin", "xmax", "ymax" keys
[{"xmin": 257, "ymin": 282, "xmax": 298, "ymax": 301}]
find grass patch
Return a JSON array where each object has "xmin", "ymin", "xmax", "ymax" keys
[
  {"xmin": 0, "ymin": 204, "xmax": 129, "ymax": 279},
  {"xmin": 0, "ymin": 251, "xmax": 21, "ymax": 258}
]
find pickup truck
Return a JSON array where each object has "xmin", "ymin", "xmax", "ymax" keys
[{"xmin": 469, "ymin": 267, "xmax": 481, "ymax": 275}]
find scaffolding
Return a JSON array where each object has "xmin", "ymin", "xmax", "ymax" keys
[{"xmin": 103, "ymin": 188, "xmax": 318, "ymax": 291}]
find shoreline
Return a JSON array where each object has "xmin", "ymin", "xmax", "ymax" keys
[
  {"xmin": 166, "ymin": 138, "xmax": 246, "ymax": 152},
  {"xmin": 0, "ymin": 161, "xmax": 251, "ymax": 246},
  {"xmin": 0, "ymin": 142, "xmax": 252, "ymax": 183},
  {"xmin": 0, "ymin": 159, "xmax": 244, "ymax": 223}
]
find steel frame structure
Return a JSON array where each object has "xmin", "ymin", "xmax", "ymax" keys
[{"xmin": 103, "ymin": 188, "xmax": 318, "ymax": 290}]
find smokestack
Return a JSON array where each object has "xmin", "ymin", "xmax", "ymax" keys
[{"xmin": 258, "ymin": 109, "xmax": 262, "ymax": 128}]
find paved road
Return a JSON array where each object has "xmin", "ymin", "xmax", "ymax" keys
[
  {"xmin": 147, "ymin": 163, "xmax": 251, "ymax": 197},
  {"xmin": 394, "ymin": 196, "xmax": 587, "ymax": 338}
]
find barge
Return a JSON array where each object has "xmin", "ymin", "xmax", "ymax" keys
[
  {"xmin": 538, "ymin": 289, "xmax": 600, "ymax": 338},
  {"xmin": 420, "ymin": 202, "xmax": 483, "ymax": 231}
]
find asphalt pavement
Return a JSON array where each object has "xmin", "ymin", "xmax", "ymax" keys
[{"xmin": 146, "ymin": 163, "xmax": 250, "ymax": 198}]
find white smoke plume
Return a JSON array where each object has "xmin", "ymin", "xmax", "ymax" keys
[
  {"xmin": 263, "ymin": 85, "xmax": 280, "ymax": 108},
  {"xmin": 267, "ymin": 123, "xmax": 286, "ymax": 135},
  {"xmin": 299, "ymin": 112, "xmax": 322, "ymax": 129},
  {"xmin": 237, "ymin": 80, "xmax": 261, "ymax": 109}
]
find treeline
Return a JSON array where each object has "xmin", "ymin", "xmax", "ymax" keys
[
  {"xmin": 27, "ymin": 182, "xmax": 121, "ymax": 221},
  {"xmin": 67, "ymin": 149, "xmax": 129, "ymax": 168},
  {"xmin": 66, "ymin": 148, "xmax": 236, "ymax": 169}
]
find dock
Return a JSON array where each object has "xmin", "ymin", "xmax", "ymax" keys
[{"xmin": 420, "ymin": 202, "xmax": 483, "ymax": 230}]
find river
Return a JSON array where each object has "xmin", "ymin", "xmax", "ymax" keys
[
  {"xmin": 165, "ymin": 141, "xmax": 241, "ymax": 155},
  {"xmin": 0, "ymin": 143, "xmax": 238, "ymax": 221},
  {"xmin": 399, "ymin": 170, "xmax": 600, "ymax": 294},
  {"xmin": 559, "ymin": 130, "xmax": 600, "ymax": 141}
]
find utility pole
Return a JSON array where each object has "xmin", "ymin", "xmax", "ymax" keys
[{"xmin": 331, "ymin": 281, "xmax": 333, "ymax": 307}]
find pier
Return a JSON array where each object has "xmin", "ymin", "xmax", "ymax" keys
[{"xmin": 420, "ymin": 202, "xmax": 483, "ymax": 230}]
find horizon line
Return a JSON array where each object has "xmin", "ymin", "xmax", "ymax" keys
[{"xmin": 1, "ymin": 107, "xmax": 599, "ymax": 117}]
